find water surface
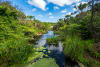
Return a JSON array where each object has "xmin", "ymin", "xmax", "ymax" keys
[{"xmin": 37, "ymin": 31, "xmax": 79, "ymax": 67}]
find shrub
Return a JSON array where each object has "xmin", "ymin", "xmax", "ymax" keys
[
  {"xmin": 64, "ymin": 36, "xmax": 84, "ymax": 60},
  {"xmin": 47, "ymin": 37, "xmax": 59, "ymax": 46},
  {"xmin": 63, "ymin": 35, "xmax": 100, "ymax": 67},
  {"xmin": 0, "ymin": 38, "xmax": 34, "ymax": 66}
]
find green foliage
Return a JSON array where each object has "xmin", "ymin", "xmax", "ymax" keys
[
  {"xmin": 47, "ymin": 37, "xmax": 59, "ymax": 46},
  {"xmin": 27, "ymin": 58, "xmax": 59, "ymax": 67},
  {"xmin": 0, "ymin": 39, "xmax": 34, "ymax": 66},
  {"xmin": 64, "ymin": 36, "xmax": 100, "ymax": 67},
  {"xmin": 53, "ymin": 4, "xmax": 100, "ymax": 66},
  {"xmin": 64, "ymin": 36, "xmax": 84, "ymax": 59},
  {"xmin": 0, "ymin": 3, "xmax": 35, "ymax": 66},
  {"xmin": 27, "ymin": 46, "xmax": 50, "ymax": 63},
  {"xmin": 0, "ymin": 2, "xmax": 54, "ymax": 67},
  {"xmin": 78, "ymin": 3, "xmax": 87, "ymax": 12},
  {"xmin": 0, "ymin": 2, "xmax": 51, "ymax": 67}
]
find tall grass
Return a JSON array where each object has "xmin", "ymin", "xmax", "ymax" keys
[
  {"xmin": 0, "ymin": 38, "xmax": 34, "ymax": 67},
  {"xmin": 64, "ymin": 36, "xmax": 84, "ymax": 60},
  {"xmin": 63, "ymin": 35, "xmax": 100, "ymax": 67}
]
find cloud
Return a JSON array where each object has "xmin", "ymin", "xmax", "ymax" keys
[
  {"xmin": 67, "ymin": 12, "xmax": 71, "ymax": 15},
  {"xmin": 47, "ymin": 0, "xmax": 80, "ymax": 6},
  {"xmin": 32, "ymin": 8, "xmax": 37, "ymax": 12},
  {"xmin": 73, "ymin": 8, "xmax": 77, "ymax": 11},
  {"xmin": 54, "ymin": 6, "xmax": 59, "ymax": 10},
  {"xmin": 48, "ymin": 12, "xmax": 52, "ymax": 15},
  {"xmin": 38, "ymin": 14, "xmax": 43, "ymax": 17},
  {"xmin": 76, "ymin": 1, "xmax": 88, "ymax": 6},
  {"xmin": 27, "ymin": 0, "xmax": 46, "ymax": 11},
  {"xmin": 49, "ymin": 16, "xmax": 55, "ymax": 19},
  {"xmin": 46, "ymin": 7, "xmax": 49, "ymax": 10},
  {"xmin": 61, "ymin": 9, "xmax": 67, "ymax": 13}
]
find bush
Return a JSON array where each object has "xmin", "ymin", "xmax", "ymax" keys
[
  {"xmin": 64, "ymin": 35, "xmax": 100, "ymax": 67},
  {"xmin": 47, "ymin": 37, "xmax": 59, "ymax": 46},
  {"xmin": 0, "ymin": 3, "xmax": 36, "ymax": 66},
  {"xmin": 64, "ymin": 36, "xmax": 84, "ymax": 60},
  {"xmin": 0, "ymin": 38, "xmax": 34, "ymax": 66}
]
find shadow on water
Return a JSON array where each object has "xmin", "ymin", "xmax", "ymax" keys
[{"xmin": 37, "ymin": 31, "xmax": 79, "ymax": 67}]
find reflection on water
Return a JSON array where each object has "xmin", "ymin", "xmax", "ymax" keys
[
  {"xmin": 37, "ymin": 31, "xmax": 79, "ymax": 67},
  {"xmin": 47, "ymin": 41, "xmax": 63, "ymax": 52},
  {"xmin": 37, "ymin": 31, "xmax": 54, "ymax": 46}
]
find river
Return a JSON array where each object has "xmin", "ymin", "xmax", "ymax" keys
[{"xmin": 36, "ymin": 31, "xmax": 79, "ymax": 67}]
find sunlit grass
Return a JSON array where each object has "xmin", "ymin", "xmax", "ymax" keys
[
  {"xmin": 27, "ymin": 58, "xmax": 59, "ymax": 67},
  {"xmin": 63, "ymin": 35, "xmax": 100, "ymax": 67}
]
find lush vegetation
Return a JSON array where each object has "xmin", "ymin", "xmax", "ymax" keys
[
  {"xmin": 47, "ymin": 37, "xmax": 59, "ymax": 46},
  {"xmin": 53, "ymin": 1, "xmax": 100, "ymax": 67},
  {"xmin": 27, "ymin": 58, "xmax": 59, "ymax": 67},
  {"xmin": 0, "ymin": 0, "xmax": 100, "ymax": 67},
  {"xmin": 0, "ymin": 2, "xmax": 54, "ymax": 67}
]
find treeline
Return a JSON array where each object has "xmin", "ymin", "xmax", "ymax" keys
[
  {"xmin": 53, "ymin": 0, "xmax": 100, "ymax": 67},
  {"xmin": 0, "ymin": 2, "xmax": 53, "ymax": 67}
]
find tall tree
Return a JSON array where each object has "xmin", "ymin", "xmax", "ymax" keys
[
  {"xmin": 74, "ymin": 3, "xmax": 88, "ymax": 14},
  {"xmin": 90, "ymin": 0, "xmax": 96, "ymax": 41},
  {"xmin": 78, "ymin": 3, "xmax": 87, "ymax": 12},
  {"xmin": 64, "ymin": 15, "xmax": 72, "ymax": 24}
]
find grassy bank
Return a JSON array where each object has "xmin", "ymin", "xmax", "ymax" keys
[
  {"xmin": 27, "ymin": 58, "xmax": 59, "ymax": 67},
  {"xmin": 63, "ymin": 36, "xmax": 100, "ymax": 67},
  {"xmin": 0, "ymin": 2, "xmax": 54, "ymax": 67}
]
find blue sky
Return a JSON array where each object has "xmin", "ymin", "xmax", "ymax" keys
[{"xmin": 4, "ymin": 0, "xmax": 88, "ymax": 22}]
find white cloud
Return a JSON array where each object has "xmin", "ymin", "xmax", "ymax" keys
[
  {"xmin": 62, "ymin": 14, "xmax": 65, "ymax": 17},
  {"xmin": 76, "ymin": 1, "xmax": 88, "ymax": 6},
  {"xmin": 48, "ymin": 12, "xmax": 52, "ymax": 15},
  {"xmin": 68, "ymin": 12, "xmax": 71, "ymax": 15},
  {"xmin": 73, "ymin": 8, "xmax": 77, "ymax": 11},
  {"xmin": 66, "ymin": 12, "xmax": 71, "ymax": 15},
  {"xmin": 38, "ymin": 14, "xmax": 43, "ymax": 17},
  {"xmin": 81, "ymin": 2, "xmax": 88, "ymax": 4},
  {"xmin": 32, "ymin": 8, "xmax": 37, "ymax": 12},
  {"xmin": 54, "ymin": 6, "xmax": 59, "ymax": 10},
  {"xmin": 61, "ymin": 9, "xmax": 67, "ymax": 13},
  {"xmin": 47, "ymin": 0, "xmax": 80, "ymax": 6},
  {"xmin": 49, "ymin": 16, "xmax": 55, "ymax": 19},
  {"xmin": 27, "ymin": 0, "xmax": 46, "ymax": 11}
]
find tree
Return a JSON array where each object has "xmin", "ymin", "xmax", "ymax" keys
[
  {"xmin": 74, "ymin": 3, "xmax": 88, "ymax": 14},
  {"xmin": 26, "ymin": 16, "xmax": 35, "ymax": 20},
  {"xmin": 64, "ymin": 15, "xmax": 72, "ymax": 24},
  {"xmin": 90, "ymin": 0, "xmax": 96, "ymax": 41},
  {"xmin": 78, "ymin": 3, "xmax": 87, "ymax": 12}
]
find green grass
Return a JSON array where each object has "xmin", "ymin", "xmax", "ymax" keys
[
  {"xmin": 27, "ymin": 58, "xmax": 59, "ymax": 67},
  {"xmin": 47, "ymin": 37, "xmax": 59, "ymax": 46},
  {"xmin": 63, "ymin": 36, "xmax": 100, "ymax": 67}
]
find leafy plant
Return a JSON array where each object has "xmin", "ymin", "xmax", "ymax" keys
[{"xmin": 47, "ymin": 37, "xmax": 59, "ymax": 46}]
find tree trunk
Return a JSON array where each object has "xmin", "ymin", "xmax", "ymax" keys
[{"xmin": 90, "ymin": 0, "xmax": 96, "ymax": 42}]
